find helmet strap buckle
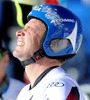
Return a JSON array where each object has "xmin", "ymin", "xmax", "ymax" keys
[{"xmin": 21, "ymin": 49, "xmax": 45, "ymax": 67}]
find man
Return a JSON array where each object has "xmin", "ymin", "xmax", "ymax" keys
[
  {"xmin": 13, "ymin": 4, "xmax": 85, "ymax": 100},
  {"xmin": 0, "ymin": 46, "xmax": 26, "ymax": 100}
]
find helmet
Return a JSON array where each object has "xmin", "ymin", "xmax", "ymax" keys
[{"xmin": 27, "ymin": 4, "xmax": 82, "ymax": 59}]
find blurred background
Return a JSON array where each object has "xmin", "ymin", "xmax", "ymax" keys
[{"xmin": 0, "ymin": 0, "xmax": 90, "ymax": 99}]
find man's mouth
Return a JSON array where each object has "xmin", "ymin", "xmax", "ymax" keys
[{"xmin": 17, "ymin": 41, "xmax": 24, "ymax": 46}]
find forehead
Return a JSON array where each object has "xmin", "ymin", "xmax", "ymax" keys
[
  {"xmin": 28, "ymin": 18, "xmax": 42, "ymax": 23},
  {"xmin": 26, "ymin": 18, "xmax": 46, "ymax": 29}
]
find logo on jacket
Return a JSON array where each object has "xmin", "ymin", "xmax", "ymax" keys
[{"xmin": 47, "ymin": 82, "xmax": 64, "ymax": 88}]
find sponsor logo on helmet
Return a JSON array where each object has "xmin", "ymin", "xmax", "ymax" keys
[
  {"xmin": 33, "ymin": 5, "xmax": 75, "ymax": 27},
  {"xmin": 59, "ymin": 18, "xmax": 75, "ymax": 23}
]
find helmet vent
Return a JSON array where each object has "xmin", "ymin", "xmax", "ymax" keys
[{"xmin": 50, "ymin": 39, "xmax": 70, "ymax": 53}]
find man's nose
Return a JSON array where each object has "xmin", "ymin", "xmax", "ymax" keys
[{"xmin": 16, "ymin": 30, "xmax": 25, "ymax": 37}]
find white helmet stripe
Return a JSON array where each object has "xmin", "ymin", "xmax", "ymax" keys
[{"xmin": 66, "ymin": 21, "xmax": 77, "ymax": 52}]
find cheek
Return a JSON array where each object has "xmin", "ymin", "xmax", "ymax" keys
[
  {"xmin": 34, "ymin": 37, "xmax": 41, "ymax": 50},
  {"xmin": 29, "ymin": 33, "xmax": 40, "ymax": 46},
  {"xmin": 25, "ymin": 39, "xmax": 35, "ymax": 57},
  {"xmin": 26, "ymin": 32, "xmax": 41, "ymax": 54}
]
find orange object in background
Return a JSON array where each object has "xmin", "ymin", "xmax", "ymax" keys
[{"xmin": 45, "ymin": 0, "xmax": 60, "ymax": 5}]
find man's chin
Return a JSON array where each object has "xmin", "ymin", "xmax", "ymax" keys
[
  {"xmin": 12, "ymin": 50, "xmax": 25, "ymax": 61},
  {"xmin": 13, "ymin": 50, "xmax": 20, "ymax": 59}
]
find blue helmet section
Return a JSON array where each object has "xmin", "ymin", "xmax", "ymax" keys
[{"xmin": 27, "ymin": 4, "xmax": 82, "ymax": 58}]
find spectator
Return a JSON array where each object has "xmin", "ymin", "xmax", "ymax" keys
[{"xmin": 0, "ymin": 46, "xmax": 26, "ymax": 100}]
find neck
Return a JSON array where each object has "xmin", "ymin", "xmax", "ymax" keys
[{"xmin": 25, "ymin": 57, "xmax": 62, "ymax": 87}]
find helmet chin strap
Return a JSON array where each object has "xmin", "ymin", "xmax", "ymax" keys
[{"xmin": 21, "ymin": 49, "xmax": 45, "ymax": 67}]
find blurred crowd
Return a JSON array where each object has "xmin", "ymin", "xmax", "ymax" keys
[{"xmin": 0, "ymin": 0, "xmax": 90, "ymax": 100}]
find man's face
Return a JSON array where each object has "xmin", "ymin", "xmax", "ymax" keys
[{"xmin": 13, "ymin": 18, "xmax": 46, "ymax": 61}]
